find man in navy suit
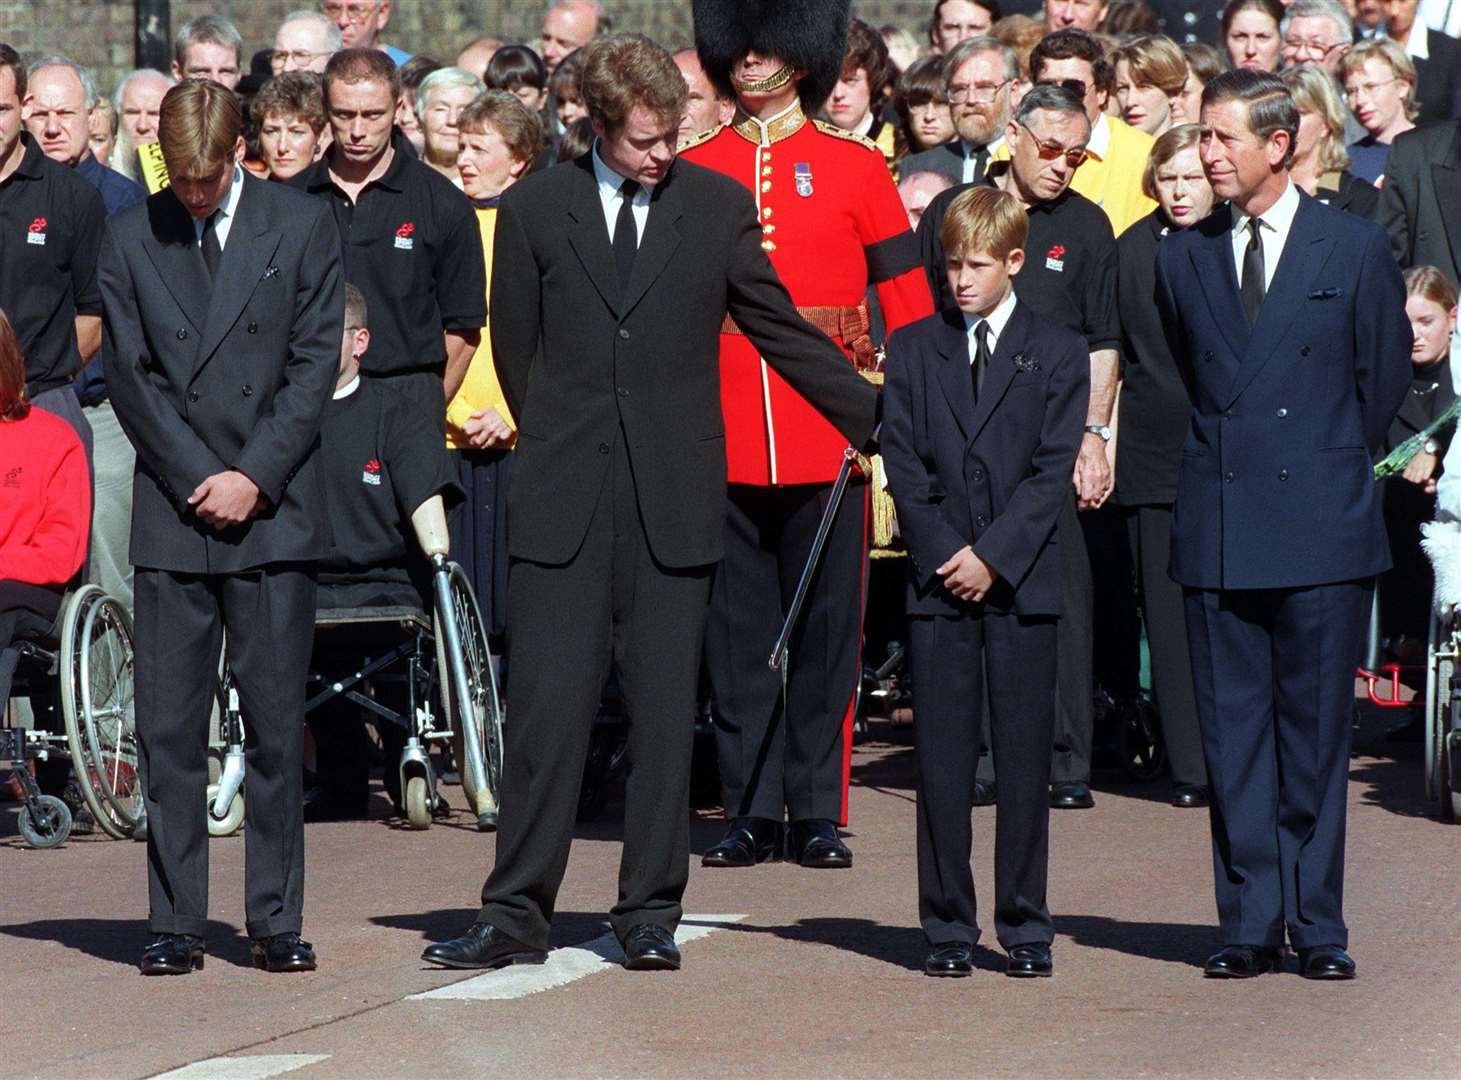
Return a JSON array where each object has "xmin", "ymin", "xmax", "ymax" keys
[
  {"xmin": 883, "ymin": 185, "xmax": 1087, "ymax": 979},
  {"xmin": 1155, "ymin": 69, "xmax": 1411, "ymax": 981}
]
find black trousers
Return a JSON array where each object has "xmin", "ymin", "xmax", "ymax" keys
[
  {"xmin": 478, "ymin": 435, "xmax": 713, "ymax": 950},
  {"xmin": 133, "ymin": 565, "xmax": 316, "ymax": 939},
  {"xmin": 977, "ymin": 496, "xmax": 1092, "ymax": 783},
  {"xmin": 0, "ymin": 581, "xmax": 64, "ymax": 706},
  {"xmin": 1126, "ymin": 505, "xmax": 1207, "ymax": 788},
  {"xmin": 704, "ymin": 480, "xmax": 868, "ymax": 825},
  {"xmin": 1184, "ymin": 580, "xmax": 1368, "ymax": 950},
  {"xmin": 911, "ymin": 612, "xmax": 1056, "ymax": 948}
]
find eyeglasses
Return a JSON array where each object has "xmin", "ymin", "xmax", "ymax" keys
[
  {"xmin": 1015, "ymin": 120, "xmax": 1087, "ymax": 167},
  {"xmin": 270, "ymin": 49, "xmax": 329, "ymax": 68},
  {"xmin": 1281, "ymin": 38, "xmax": 1347, "ymax": 60},
  {"xmin": 1036, "ymin": 77, "xmax": 1089, "ymax": 100},
  {"xmin": 1344, "ymin": 77, "xmax": 1400, "ymax": 101},
  {"xmin": 322, "ymin": 2, "xmax": 378, "ymax": 23},
  {"xmin": 948, "ymin": 77, "xmax": 1011, "ymax": 104}
]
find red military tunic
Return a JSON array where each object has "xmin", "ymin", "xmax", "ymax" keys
[{"xmin": 681, "ymin": 102, "xmax": 933, "ymax": 486}]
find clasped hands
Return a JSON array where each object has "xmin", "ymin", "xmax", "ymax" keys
[
  {"xmin": 938, "ymin": 545, "xmax": 998, "ymax": 603},
  {"xmin": 188, "ymin": 470, "xmax": 266, "ymax": 529},
  {"xmin": 462, "ymin": 406, "xmax": 515, "ymax": 450},
  {"xmin": 1074, "ymin": 435, "xmax": 1113, "ymax": 510}
]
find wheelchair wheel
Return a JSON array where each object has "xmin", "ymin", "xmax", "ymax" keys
[
  {"xmin": 433, "ymin": 562, "xmax": 504, "ymax": 828},
  {"xmin": 205, "ymin": 783, "xmax": 245, "ymax": 837},
  {"xmin": 60, "ymin": 586, "xmax": 140, "ymax": 839},
  {"xmin": 1425, "ymin": 610, "xmax": 1447, "ymax": 804},
  {"xmin": 19, "ymin": 794, "xmax": 72, "ymax": 849},
  {"xmin": 1118, "ymin": 698, "xmax": 1167, "ymax": 783},
  {"xmin": 404, "ymin": 774, "xmax": 431, "ymax": 830}
]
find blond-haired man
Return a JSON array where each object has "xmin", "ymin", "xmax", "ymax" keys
[{"xmin": 99, "ymin": 79, "xmax": 344, "ymax": 977}]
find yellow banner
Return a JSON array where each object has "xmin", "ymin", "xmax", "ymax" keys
[{"xmin": 137, "ymin": 141, "xmax": 170, "ymax": 194}]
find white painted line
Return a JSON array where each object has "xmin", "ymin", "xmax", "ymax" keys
[
  {"xmin": 149, "ymin": 1054, "xmax": 330, "ymax": 1080},
  {"xmin": 412, "ymin": 913, "xmax": 747, "ymax": 1002}
]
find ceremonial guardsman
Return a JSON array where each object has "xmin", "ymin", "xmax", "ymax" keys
[{"xmin": 683, "ymin": 0, "xmax": 933, "ymax": 869}]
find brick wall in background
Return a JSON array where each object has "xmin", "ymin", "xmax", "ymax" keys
[{"xmin": 1, "ymin": 1, "xmax": 939, "ymax": 99}]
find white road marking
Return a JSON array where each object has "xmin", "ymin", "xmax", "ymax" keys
[
  {"xmin": 150, "ymin": 1054, "xmax": 330, "ymax": 1080},
  {"xmin": 412, "ymin": 913, "xmax": 747, "ymax": 1002}
]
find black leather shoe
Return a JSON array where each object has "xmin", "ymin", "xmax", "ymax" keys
[
  {"xmin": 302, "ymin": 786, "xmax": 368, "ymax": 822},
  {"xmin": 1005, "ymin": 942, "xmax": 1054, "ymax": 977},
  {"xmin": 788, "ymin": 818, "xmax": 853, "ymax": 868},
  {"xmin": 139, "ymin": 933, "xmax": 204, "ymax": 975},
  {"xmin": 622, "ymin": 924, "xmax": 681, "ymax": 971},
  {"xmin": 1171, "ymin": 784, "xmax": 1210, "ymax": 808},
  {"xmin": 702, "ymin": 817, "xmax": 783, "ymax": 867},
  {"xmin": 251, "ymin": 932, "xmax": 317, "ymax": 972},
  {"xmin": 1050, "ymin": 781, "xmax": 1094, "ymax": 809},
  {"xmin": 924, "ymin": 941, "xmax": 974, "ymax": 977},
  {"xmin": 1203, "ymin": 944, "xmax": 1281, "ymax": 978},
  {"xmin": 972, "ymin": 779, "xmax": 997, "ymax": 807},
  {"xmin": 1298, "ymin": 945, "xmax": 1356, "ymax": 980},
  {"xmin": 421, "ymin": 923, "xmax": 547, "ymax": 970}
]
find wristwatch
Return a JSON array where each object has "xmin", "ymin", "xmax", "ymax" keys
[
  {"xmin": 1424, "ymin": 438, "xmax": 1441, "ymax": 455},
  {"xmin": 1084, "ymin": 425, "xmax": 1112, "ymax": 442}
]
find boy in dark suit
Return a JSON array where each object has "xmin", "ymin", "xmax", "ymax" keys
[{"xmin": 882, "ymin": 186, "xmax": 1088, "ymax": 978}]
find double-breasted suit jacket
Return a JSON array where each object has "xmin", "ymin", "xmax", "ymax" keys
[
  {"xmin": 1155, "ymin": 194, "xmax": 1412, "ymax": 591},
  {"xmin": 100, "ymin": 174, "xmax": 344, "ymax": 573}
]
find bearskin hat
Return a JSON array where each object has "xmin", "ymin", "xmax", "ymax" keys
[{"xmin": 693, "ymin": 0, "xmax": 853, "ymax": 113}]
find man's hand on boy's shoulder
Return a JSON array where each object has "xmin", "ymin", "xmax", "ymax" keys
[{"xmin": 937, "ymin": 545, "xmax": 998, "ymax": 603}]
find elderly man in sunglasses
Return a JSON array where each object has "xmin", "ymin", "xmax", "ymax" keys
[{"xmin": 917, "ymin": 81, "xmax": 1120, "ymax": 813}]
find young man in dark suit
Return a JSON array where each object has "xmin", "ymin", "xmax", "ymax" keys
[
  {"xmin": 883, "ymin": 186, "xmax": 1088, "ymax": 979},
  {"xmin": 421, "ymin": 34, "xmax": 879, "ymax": 975},
  {"xmin": 100, "ymin": 79, "xmax": 344, "ymax": 976},
  {"xmin": 1156, "ymin": 69, "xmax": 1411, "ymax": 980}
]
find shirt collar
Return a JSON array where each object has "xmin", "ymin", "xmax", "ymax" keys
[
  {"xmin": 10, "ymin": 132, "xmax": 47, "ymax": 180},
  {"xmin": 963, "ymin": 287, "xmax": 1018, "ymax": 349},
  {"xmin": 74, "ymin": 151, "xmax": 102, "ymax": 180},
  {"xmin": 1081, "ymin": 112, "xmax": 1110, "ymax": 161},
  {"xmin": 730, "ymin": 98, "xmax": 808, "ymax": 146},
  {"xmin": 1231, "ymin": 178, "xmax": 1300, "ymax": 239},
  {"xmin": 853, "ymin": 112, "xmax": 876, "ymax": 138},
  {"xmin": 310, "ymin": 128, "xmax": 413, "ymax": 194},
  {"xmin": 591, "ymin": 140, "xmax": 655, "ymax": 196},
  {"xmin": 1405, "ymin": 26, "xmax": 1430, "ymax": 59},
  {"xmin": 333, "ymin": 374, "xmax": 361, "ymax": 400},
  {"xmin": 960, "ymin": 134, "xmax": 1004, "ymax": 158},
  {"xmin": 219, "ymin": 163, "xmax": 245, "ymax": 220}
]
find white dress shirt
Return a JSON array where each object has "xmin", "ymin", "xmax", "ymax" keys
[
  {"xmin": 591, "ymin": 140, "xmax": 652, "ymax": 245},
  {"xmin": 1229, "ymin": 179, "xmax": 1300, "ymax": 293},
  {"xmin": 192, "ymin": 165, "xmax": 245, "ymax": 251},
  {"xmin": 963, "ymin": 287, "xmax": 1018, "ymax": 365},
  {"xmin": 1419, "ymin": 0, "xmax": 1461, "ymax": 39},
  {"xmin": 960, "ymin": 135, "xmax": 1004, "ymax": 184}
]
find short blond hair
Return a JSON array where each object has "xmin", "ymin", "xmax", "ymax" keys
[
  {"xmin": 1142, "ymin": 122, "xmax": 1204, "ymax": 201},
  {"xmin": 1112, "ymin": 35, "xmax": 1188, "ymax": 96},
  {"xmin": 158, "ymin": 79, "xmax": 242, "ymax": 176},
  {"xmin": 1337, "ymin": 38, "xmax": 1418, "ymax": 122},
  {"xmin": 941, "ymin": 185, "xmax": 1028, "ymax": 261}
]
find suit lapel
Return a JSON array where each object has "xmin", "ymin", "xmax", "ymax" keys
[
  {"xmin": 1224, "ymin": 195, "xmax": 1335, "ymax": 406},
  {"xmin": 933, "ymin": 310, "xmax": 975, "ymax": 440},
  {"xmin": 565, "ymin": 155, "xmax": 622, "ymax": 316},
  {"xmin": 620, "ymin": 169, "xmax": 683, "ymax": 319},
  {"xmin": 139, "ymin": 194, "xmax": 209, "ymax": 332},
  {"xmin": 196, "ymin": 174, "xmax": 283, "ymax": 374},
  {"xmin": 966, "ymin": 302, "xmax": 1027, "ymax": 442},
  {"xmin": 1432, "ymin": 127, "xmax": 1461, "ymax": 276},
  {"xmin": 1190, "ymin": 206, "xmax": 1249, "ymax": 362}
]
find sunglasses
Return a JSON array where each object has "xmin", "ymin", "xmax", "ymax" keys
[
  {"xmin": 1015, "ymin": 120, "xmax": 1087, "ymax": 167},
  {"xmin": 1036, "ymin": 77, "xmax": 1089, "ymax": 100}
]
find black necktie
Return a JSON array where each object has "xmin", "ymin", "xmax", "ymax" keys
[
  {"xmin": 613, "ymin": 178, "xmax": 640, "ymax": 292},
  {"xmin": 970, "ymin": 144, "xmax": 989, "ymax": 182},
  {"xmin": 972, "ymin": 320, "xmax": 991, "ymax": 400},
  {"xmin": 1240, "ymin": 216, "xmax": 1265, "ymax": 325},
  {"xmin": 201, "ymin": 210, "xmax": 223, "ymax": 280}
]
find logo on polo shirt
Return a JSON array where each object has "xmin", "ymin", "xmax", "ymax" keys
[
  {"xmin": 1045, "ymin": 243, "xmax": 1065, "ymax": 272},
  {"xmin": 394, "ymin": 222, "xmax": 415, "ymax": 251},
  {"xmin": 362, "ymin": 458, "xmax": 382, "ymax": 485},
  {"xmin": 3, "ymin": 466, "xmax": 21, "ymax": 488},
  {"xmin": 26, "ymin": 217, "xmax": 47, "ymax": 246}
]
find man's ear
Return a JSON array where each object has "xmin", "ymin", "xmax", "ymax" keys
[
  {"xmin": 1006, "ymin": 247, "xmax": 1026, "ymax": 277},
  {"xmin": 20, "ymin": 93, "xmax": 32, "ymax": 121},
  {"xmin": 354, "ymin": 327, "xmax": 371, "ymax": 360},
  {"xmin": 1267, "ymin": 127, "xmax": 1290, "ymax": 169},
  {"xmin": 232, "ymin": 135, "xmax": 246, "ymax": 163}
]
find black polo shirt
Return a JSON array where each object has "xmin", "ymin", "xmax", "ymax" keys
[
  {"xmin": 918, "ymin": 166, "xmax": 1121, "ymax": 355},
  {"xmin": 0, "ymin": 133, "xmax": 106, "ymax": 395},
  {"xmin": 290, "ymin": 131, "xmax": 486, "ymax": 376}
]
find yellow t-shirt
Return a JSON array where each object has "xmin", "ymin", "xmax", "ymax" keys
[{"xmin": 445, "ymin": 206, "xmax": 515, "ymax": 450}]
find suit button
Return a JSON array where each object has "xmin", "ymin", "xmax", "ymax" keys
[
  {"xmin": 618, "ymin": 328, "xmax": 630, "ymax": 340},
  {"xmin": 976, "ymin": 515, "xmax": 988, "ymax": 527},
  {"xmin": 617, "ymin": 387, "xmax": 629, "ymax": 397},
  {"xmin": 1224, "ymin": 470, "xmax": 1235, "ymax": 482},
  {"xmin": 972, "ymin": 469, "xmax": 984, "ymax": 481},
  {"xmin": 177, "ymin": 328, "xmax": 188, "ymax": 340},
  {"xmin": 247, "ymin": 322, "xmax": 258, "ymax": 334},
  {"xmin": 187, "ymin": 390, "xmax": 199, "ymax": 403},
  {"xmin": 1222, "ymin": 410, "xmax": 1232, "ymax": 420},
  {"xmin": 1279, "ymin": 469, "xmax": 1288, "ymax": 481},
  {"xmin": 1301, "ymin": 345, "xmax": 1311, "ymax": 356},
  {"xmin": 242, "ymin": 385, "xmax": 253, "ymax": 397},
  {"xmin": 1202, "ymin": 351, "xmax": 1213, "ymax": 362},
  {"xmin": 1277, "ymin": 408, "xmax": 1288, "ymax": 418},
  {"xmin": 599, "ymin": 442, "xmax": 610, "ymax": 454}
]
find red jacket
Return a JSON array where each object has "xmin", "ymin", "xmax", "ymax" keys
[
  {"xmin": 0, "ymin": 405, "xmax": 90, "ymax": 586},
  {"xmin": 681, "ymin": 105, "xmax": 933, "ymax": 485}
]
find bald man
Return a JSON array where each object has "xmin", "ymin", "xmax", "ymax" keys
[
  {"xmin": 457, "ymin": 36, "xmax": 504, "ymax": 81},
  {"xmin": 539, "ymin": 1, "xmax": 601, "ymax": 74},
  {"xmin": 673, "ymin": 49, "xmax": 733, "ymax": 142}
]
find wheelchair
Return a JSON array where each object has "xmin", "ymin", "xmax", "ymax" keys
[
  {"xmin": 205, "ymin": 494, "xmax": 504, "ymax": 835},
  {"xmin": 1421, "ymin": 519, "xmax": 1461, "ymax": 823},
  {"xmin": 2, "ymin": 585, "xmax": 140, "ymax": 847}
]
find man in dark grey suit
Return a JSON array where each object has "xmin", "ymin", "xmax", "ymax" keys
[
  {"xmin": 1379, "ymin": 118, "xmax": 1461, "ymax": 282},
  {"xmin": 100, "ymin": 80, "xmax": 343, "ymax": 976},
  {"xmin": 422, "ymin": 34, "xmax": 879, "ymax": 975}
]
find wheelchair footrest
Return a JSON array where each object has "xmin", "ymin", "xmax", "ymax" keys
[
  {"xmin": 1358, "ymin": 664, "xmax": 1417, "ymax": 708},
  {"xmin": 1448, "ymin": 731, "xmax": 1461, "ymax": 796}
]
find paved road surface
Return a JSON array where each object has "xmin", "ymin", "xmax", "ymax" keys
[{"xmin": 1, "ymin": 720, "xmax": 1455, "ymax": 1079}]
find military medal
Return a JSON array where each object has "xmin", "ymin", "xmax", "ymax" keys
[{"xmin": 795, "ymin": 162, "xmax": 813, "ymax": 197}]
